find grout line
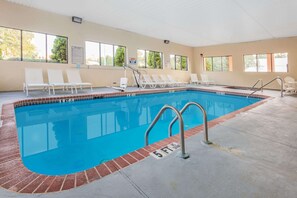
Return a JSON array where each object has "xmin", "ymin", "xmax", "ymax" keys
[
  {"xmin": 103, "ymin": 163, "xmax": 112, "ymax": 174},
  {"xmin": 59, "ymin": 175, "xmax": 67, "ymax": 191},
  {"xmin": 18, "ymin": 174, "xmax": 40, "ymax": 193},
  {"xmin": 134, "ymin": 150, "xmax": 145, "ymax": 158},
  {"xmin": 128, "ymin": 153, "xmax": 138, "ymax": 161},
  {"xmin": 94, "ymin": 167, "xmax": 101, "ymax": 178},
  {"xmin": 7, "ymin": 172, "xmax": 34, "ymax": 191},
  {"xmin": 74, "ymin": 174, "xmax": 77, "ymax": 188},
  {"xmin": 120, "ymin": 156, "xmax": 130, "ymax": 165},
  {"xmin": 32, "ymin": 176, "xmax": 49, "ymax": 193},
  {"xmin": 45, "ymin": 176, "xmax": 57, "ymax": 193},
  {"xmin": 84, "ymin": 171, "xmax": 89, "ymax": 184},
  {"xmin": 117, "ymin": 169, "xmax": 149, "ymax": 198}
]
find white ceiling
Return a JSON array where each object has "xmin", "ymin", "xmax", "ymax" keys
[{"xmin": 7, "ymin": 0, "xmax": 297, "ymax": 47}]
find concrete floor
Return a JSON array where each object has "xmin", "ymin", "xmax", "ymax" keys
[{"xmin": 0, "ymin": 86, "xmax": 296, "ymax": 198}]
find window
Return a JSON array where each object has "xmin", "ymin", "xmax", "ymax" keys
[
  {"xmin": 181, "ymin": 56, "xmax": 187, "ymax": 70},
  {"xmin": 244, "ymin": 53, "xmax": 288, "ymax": 72},
  {"xmin": 204, "ymin": 56, "xmax": 232, "ymax": 71},
  {"xmin": 85, "ymin": 41, "xmax": 126, "ymax": 66},
  {"xmin": 170, "ymin": 55, "xmax": 175, "ymax": 69},
  {"xmin": 0, "ymin": 26, "xmax": 68, "ymax": 63},
  {"xmin": 170, "ymin": 54, "xmax": 188, "ymax": 71},
  {"xmin": 273, "ymin": 53, "xmax": 288, "ymax": 72},
  {"xmin": 114, "ymin": 46, "xmax": 126, "ymax": 67},
  {"xmin": 137, "ymin": 49, "xmax": 163, "ymax": 69},
  {"xmin": 47, "ymin": 35, "xmax": 67, "ymax": 63},
  {"xmin": 85, "ymin": 41, "xmax": 99, "ymax": 65},
  {"xmin": 101, "ymin": 44, "xmax": 113, "ymax": 66},
  {"xmin": 22, "ymin": 31, "xmax": 46, "ymax": 62},
  {"xmin": 0, "ymin": 27, "xmax": 21, "ymax": 61},
  {"xmin": 137, "ymin": 50, "xmax": 145, "ymax": 68}
]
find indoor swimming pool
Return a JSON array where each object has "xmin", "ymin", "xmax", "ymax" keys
[{"xmin": 14, "ymin": 90, "xmax": 261, "ymax": 175}]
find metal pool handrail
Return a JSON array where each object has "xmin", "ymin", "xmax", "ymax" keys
[
  {"xmin": 168, "ymin": 102, "xmax": 212, "ymax": 145},
  {"xmin": 251, "ymin": 79, "xmax": 263, "ymax": 92},
  {"xmin": 247, "ymin": 76, "xmax": 283, "ymax": 98},
  {"xmin": 144, "ymin": 105, "xmax": 190, "ymax": 159}
]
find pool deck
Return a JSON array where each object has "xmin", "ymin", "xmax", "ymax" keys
[{"xmin": 0, "ymin": 85, "xmax": 296, "ymax": 198}]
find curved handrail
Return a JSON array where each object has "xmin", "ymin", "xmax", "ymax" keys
[
  {"xmin": 124, "ymin": 65, "xmax": 147, "ymax": 88},
  {"xmin": 247, "ymin": 76, "xmax": 283, "ymax": 98},
  {"xmin": 144, "ymin": 105, "xmax": 189, "ymax": 159},
  {"xmin": 250, "ymin": 79, "xmax": 263, "ymax": 92},
  {"xmin": 168, "ymin": 102, "xmax": 212, "ymax": 145}
]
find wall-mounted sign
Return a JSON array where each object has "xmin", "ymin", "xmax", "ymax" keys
[
  {"xmin": 129, "ymin": 57, "xmax": 137, "ymax": 65},
  {"xmin": 71, "ymin": 46, "xmax": 84, "ymax": 65}
]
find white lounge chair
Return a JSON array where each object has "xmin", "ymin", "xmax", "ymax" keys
[
  {"xmin": 141, "ymin": 74, "xmax": 158, "ymax": 88},
  {"xmin": 23, "ymin": 68, "xmax": 50, "ymax": 96},
  {"xmin": 66, "ymin": 69, "xmax": 93, "ymax": 93},
  {"xmin": 48, "ymin": 69, "xmax": 74, "ymax": 95},
  {"xmin": 200, "ymin": 73, "xmax": 215, "ymax": 85},
  {"xmin": 159, "ymin": 74, "xmax": 175, "ymax": 87},
  {"xmin": 151, "ymin": 74, "xmax": 167, "ymax": 88},
  {"xmin": 278, "ymin": 76, "xmax": 296, "ymax": 93},
  {"xmin": 190, "ymin": 73, "xmax": 200, "ymax": 85},
  {"xmin": 284, "ymin": 76, "xmax": 296, "ymax": 92},
  {"xmin": 167, "ymin": 75, "xmax": 187, "ymax": 87}
]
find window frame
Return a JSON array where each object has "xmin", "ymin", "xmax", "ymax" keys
[
  {"xmin": 0, "ymin": 26, "xmax": 68, "ymax": 64},
  {"xmin": 137, "ymin": 49, "xmax": 163, "ymax": 69},
  {"xmin": 243, "ymin": 53, "xmax": 288, "ymax": 73},
  {"xmin": 204, "ymin": 55, "xmax": 232, "ymax": 72},
  {"xmin": 170, "ymin": 54, "xmax": 188, "ymax": 71},
  {"xmin": 85, "ymin": 40, "xmax": 126, "ymax": 67}
]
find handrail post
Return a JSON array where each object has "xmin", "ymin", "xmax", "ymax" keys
[
  {"xmin": 168, "ymin": 102, "xmax": 212, "ymax": 145},
  {"xmin": 278, "ymin": 76, "xmax": 284, "ymax": 97},
  {"xmin": 144, "ymin": 105, "xmax": 189, "ymax": 159}
]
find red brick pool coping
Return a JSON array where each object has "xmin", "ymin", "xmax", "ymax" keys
[{"xmin": 0, "ymin": 88, "xmax": 270, "ymax": 194}]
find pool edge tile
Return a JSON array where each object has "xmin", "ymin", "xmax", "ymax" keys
[{"xmin": 0, "ymin": 88, "xmax": 271, "ymax": 193}]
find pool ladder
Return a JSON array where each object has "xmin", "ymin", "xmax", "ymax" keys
[{"xmin": 144, "ymin": 102, "xmax": 212, "ymax": 159}]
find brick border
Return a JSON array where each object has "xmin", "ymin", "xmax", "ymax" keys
[{"xmin": 0, "ymin": 88, "xmax": 270, "ymax": 193}]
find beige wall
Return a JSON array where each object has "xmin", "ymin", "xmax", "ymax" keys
[
  {"xmin": 0, "ymin": 1, "xmax": 193, "ymax": 91},
  {"xmin": 1, "ymin": 1, "xmax": 297, "ymax": 92},
  {"xmin": 193, "ymin": 37, "xmax": 297, "ymax": 89}
]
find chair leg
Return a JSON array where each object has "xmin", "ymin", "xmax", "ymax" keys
[{"xmin": 26, "ymin": 86, "xmax": 28, "ymax": 97}]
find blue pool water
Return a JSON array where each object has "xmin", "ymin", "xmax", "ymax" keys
[{"xmin": 15, "ymin": 90, "xmax": 261, "ymax": 175}]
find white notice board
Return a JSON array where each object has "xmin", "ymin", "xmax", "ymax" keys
[{"xmin": 71, "ymin": 46, "xmax": 84, "ymax": 64}]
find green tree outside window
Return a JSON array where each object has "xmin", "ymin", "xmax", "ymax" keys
[
  {"xmin": 114, "ymin": 47, "xmax": 125, "ymax": 66},
  {"xmin": 50, "ymin": 37, "xmax": 67, "ymax": 63}
]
